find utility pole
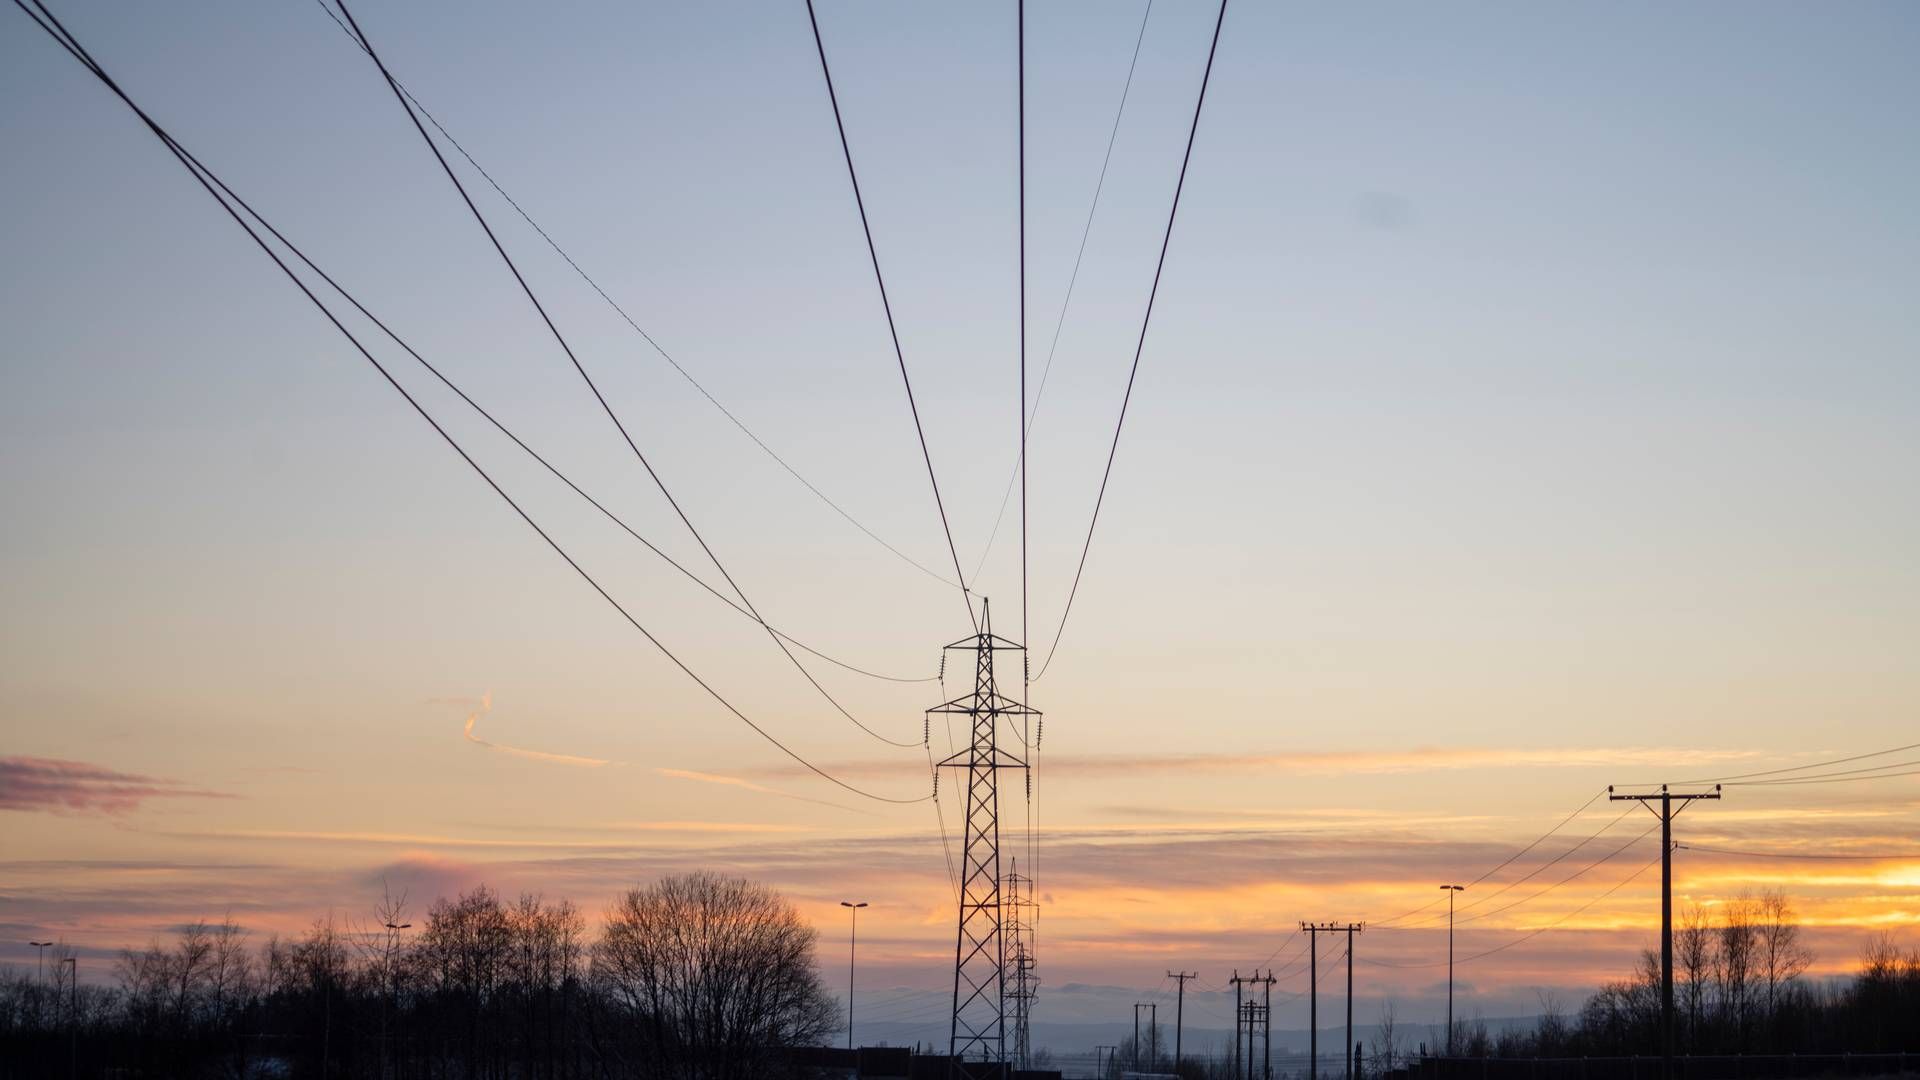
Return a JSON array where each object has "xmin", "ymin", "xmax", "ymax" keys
[
  {"xmin": 1255, "ymin": 969, "xmax": 1277, "ymax": 1080},
  {"xmin": 1610, "ymin": 784, "xmax": 1721, "ymax": 1080},
  {"xmin": 1133, "ymin": 1002, "xmax": 1153, "ymax": 1069},
  {"xmin": 1169, "ymin": 970, "xmax": 1197, "ymax": 1068},
  {"xmin": 933, "ymin": 600, "xmax": 1035, "ymax": 1071},
  {"xmin": 1095, "ymin": 1044, "xmax": 1116, "ymax": 1078},
  {"xmin": 1439, "ymin": 886, "xmax": 1463, "ymax": 1054},
  {"xmin": 1344, "ymin": 924, "xmax": 1364, "ymax": 1080},
  {"xmin": 62, "ymin": 955, "xmax": 77, "ymax": 1080},
  {"xmin": 1230, "ymin": 971, "xmax": 1248, "ymax": 1078},
  {"xmin": 1304, "ymin": 923, "xmax": 1364, "ymax": 1080}
]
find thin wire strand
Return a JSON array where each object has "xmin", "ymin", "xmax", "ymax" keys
[
  {"xmin": 331, "ymin": 0, "xmax": 920, "ymax": 748},
  {"xmin": 10, "ymin": 0, "xmax": 930, "ymax": 805},
  {"xmin": 309, "ymin": 0, "xmax": 958, "ymax": 593},
  {"xmin": 1368, "ymin": 788, "xmax": 1608, "ymax": 928},
  {"xmin": 973, "ymin": 0, "xmax": 1154, "ymax": 582},
  {"xmin": 1678, "ymin": 842, "xmax": 1920, "ymax": 860},
  {"xmin": 803, "ymin": 0, "xmax": 978, "ymax": 634},
  {"xmin": 1360, "ymin": 849, "xmax": 1664, "ymax": 970},
  {"xmin": 108, "ymin": 23, "xmax": 931, "ymax": 691},
  {"xmin": 1722, "ymin": 759, "xmax": 1920, "ymax": 786},
  {"xmin": 1676, "ymin": 740, "xmax": 1920, "ymax": 784},
  {"xmin": 1036, "ymin": 0, "xmax": 1228, "ymax": 680}
]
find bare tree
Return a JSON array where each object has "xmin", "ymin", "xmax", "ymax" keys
[
  {"xmin": 1675, "ymin": 902, "xmax": 1712, "ymax": 1050},
  {"xmin": 1714, "ymin": 894, "xmax": 1759, "ymax": 1048},
  {"xmin": 1755, "ymin": 888, "xmax": 1811, "ymax": 1037},
  {"xmin": 1369, "ymin": 1000, "xmax": 1405, "ymax": 1074},
  {"xmin": 595, "ymin": 871, "xmax": 836, "ymax": 1079}
]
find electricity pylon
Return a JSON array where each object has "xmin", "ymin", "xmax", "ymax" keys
[
  {"xmin": 1609, "ymin": 783, "xmax": 1721, "ymax": 1080},
  {"xmin": 933, "ymin": 600, "xmax": 1035, "ymax": 1071},
  {"xmin": 1005, "ymin": 861, "xmax": 1040, "ymax": 1070}
]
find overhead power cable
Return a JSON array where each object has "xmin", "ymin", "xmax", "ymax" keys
[
  {"xmin": 1035, "ymin": 0, "xmax": 1229, "ymax": 680},
  {"xmin": 1675, "ymin": 740, "xmax": 1920, "ymax": 785},
  {"xmin": 1367, "ymin": 788, "xmax": 1608, "ymax": 928},
  {"xmin": 309, "ymin": 0, "xmax": 958, "ymax": 593},
  {"xmin": 1391, "ymin": 806, "xmax": 1638, "ymax": 930},
  {"xmin": 1677, "ymin": 842, "xmax": 1920, "ymax": 861},
  {"xmin": 803, "ymin": 0, "xmax": 978, "ymax": 634},
  {"xmin": 1360, "ymin": 848, "xmax": 1664, "ymax": 970},
  {"xmin": 331, "ymin": 0, "xmax": 922, "ymax": 748},
  {"xmin": 10, "ymin": 0, "xmax": 928, "ymax": 805},
  {"xmin": 65, "ymin": 8, "xmax": 930, "ymax": 692},
  {"xmin": 972, "ymin": 0, "xmax": 1154, "ymax": 583},
  {"xmin": 1722, "ymin": 759, "xmax": 1920, "ymax": 786},
  {"xmin": 1450, "ymin": 821, "xmax": 1659, "ymax": 928}
]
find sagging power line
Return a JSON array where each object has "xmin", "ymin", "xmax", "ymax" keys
[{"xmin": 11, "ymin": 0, "xmax": 930, "ymax": 807}]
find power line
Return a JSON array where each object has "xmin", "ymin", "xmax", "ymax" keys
[
  {"xmin": 308, "ymin": 0, "xmax": 959, "ymax": 593},
  {"xmin": 1451, "ymin": 821, "xmax": 1661, "ymax": 928},
  {"xmin": 330, "ymin": 0, "xmax": 920, "ymax": 748},
  {"xmin": 972, "ymin": 0, "xmax": 1154, "ymax": 583},
  {"xmin": 92, "ymin": 7, "xmax": 937, "ymax": 695},
  {"xmin": 1723, "ymin": 759, "xmax": 1920, "ymax": 786},
  {"xmin": 1368, "ymin": 788, "xmax": 1608, "ymax": 928},
  {"xmin": 802, "ymin": 0, "xmax": 978, "ymax": 634},
  {"xmin": 11, "ymin": 0, "xmax": 929, "ymax": 806},
  {"xmin": 1360, "ymin": 849, "xmax": 1665, "ymax": 971},
  {"xmin": 1035, "ymin": 0, "xmax": 1229, "ymax": 680},
  {"xmin": 1676, "ymin": 740, "xmax": 1920, "ymax": 784},
  {"xmin": 1677, "ymin": 842, "xmax": 1920, "ymax": 861},
  {"xmin": 1418, "ymin": 806, "xmax": 1638, "ymax": 928}
]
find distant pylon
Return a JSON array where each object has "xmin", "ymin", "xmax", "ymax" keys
[
  {"xmin": 1005, "ymin": 860, "xmax": 1040, "ymax": 1069},
  {"xmin": 934, "ymin": 599, "xmax": 1035, "ymax": 1070}
]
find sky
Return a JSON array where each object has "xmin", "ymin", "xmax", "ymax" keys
[{"xmin": 3, "ymin": 0, "xmax": 1919, "ymax": 1055}]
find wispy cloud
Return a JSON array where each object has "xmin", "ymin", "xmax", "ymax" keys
[
  {"xmin": 0, "ymin": 756, "xmax": 233, "ymax": 815},
  {"xmin": 460, "ymin": 693, "xmax": 610, "ymax": 768},
  {"xmin": 653, "ymin": 768, "xmax": 871, "ymax": 815}
]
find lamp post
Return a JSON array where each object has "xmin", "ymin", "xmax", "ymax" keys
[
  {"xmin": 381, "ymin": 922, "xmax": 411, "ymax": 1077},
  {"xmin": 61, "ymin": 955, "xmax": 77, "ymax": 1080},
  {"xmin": 29, "ymin": 941, "xmax": 52, "ymax": 981},
  {"xmin": 1441, "ymin": 885, "xmax": 1465, "ymax": 1055},
  {"xmin": 839, "ymin": 901, "xmax": 867, "ymax": 1050}
]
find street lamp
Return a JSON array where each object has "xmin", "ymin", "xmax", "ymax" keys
[
  {"xmin": 29, "ymin": 941, "xmax": 52, "ymax": 981},
  {"xmin": 61, "ymin": 955, "xmax": 78, "ymax": 1080},
  {"xmin": 839, "ymin": 901, "xmax": 868, "ymax": 1050},
  {"xmin": 1441, "ymin": 885, "xmax": 1465, "ymax": 1055}
]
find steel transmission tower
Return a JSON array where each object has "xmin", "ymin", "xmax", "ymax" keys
[
  {"xmin": 933, "ymin": 600, "xmax": 1035, "ymax": 1070},
  {"xmin": 1005, "ymin": 860, "xmax": 1040, "ymax": 1070}
]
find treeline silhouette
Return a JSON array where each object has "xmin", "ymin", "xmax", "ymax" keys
[
  {"xmin": 1373, "ymin": 891, "xmax": 1919, "ymax": 1067},
  {"xmin": 0, "ymin": 871, "xmax": 838, "ymax": 1079}
]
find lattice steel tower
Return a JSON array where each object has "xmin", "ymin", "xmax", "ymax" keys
[
  {"xmin": 1004, "ymin": 859, "xmax": 1040, "ymax": 1070},
  {"xmin": 932, "ymin": 600, "xmax": 1035, "ymax": 1069}
]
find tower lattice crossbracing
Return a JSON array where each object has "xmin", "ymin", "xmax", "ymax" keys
[{"xmin": 932, "ymin": 600, "xmax": 1034, "ymax": 1071}]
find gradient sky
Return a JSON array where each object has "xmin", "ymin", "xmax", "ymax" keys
[{"xmin": 4, "ymin": 0, "xmax": 1918, "ymax": 1052}]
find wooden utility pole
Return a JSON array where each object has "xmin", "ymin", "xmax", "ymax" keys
[
  {"xmin": 1609, "ymin": 783, "xmax": 1721, "ymax": 1080},
  {"xmin": 1303, "ymin": 923, "xmax": 1364, "ymax": 1080},
  {"xmin": 1169, "ymin": 971, "xmax": 1197, "ymax": 1068}
]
